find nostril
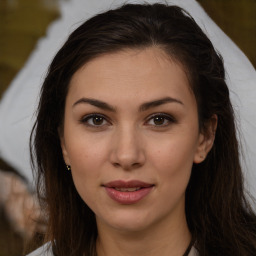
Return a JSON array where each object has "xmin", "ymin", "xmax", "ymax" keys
[
  {"xmin": 132, "ymin": 162, "xmax": 141, "ymax": 167},
  {"xmin": 113, "ymin": 162, "xmax": 120, "ymax": 167},
  {"xmin": 112, "ymin": 161, "xmax": 141, "ymax": 170}
]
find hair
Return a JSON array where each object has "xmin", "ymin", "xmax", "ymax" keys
[{"xmin": 30, "ymin": 3, "xmax": 256, "ymax": 256}]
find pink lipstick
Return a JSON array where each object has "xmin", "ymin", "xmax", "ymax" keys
[{"xmin": 103, "ymin": 180, "xmax": 154, "ymax": 205}]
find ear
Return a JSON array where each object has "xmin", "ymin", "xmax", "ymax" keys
[
  {"xmin": 58, "ymin": 127, "xmax": 71, "ymax": 166},
  {"xmin": 194, "ymin": 114, "xmax": 217, "ymax": 164}
]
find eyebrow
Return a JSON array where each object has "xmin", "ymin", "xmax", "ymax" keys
[
  {"xmin": 73, "ymin": 98, "xmax": 116, "ymax": 112},
  {"xmin": 139, "ymin": 97, "xmax": 183, "ymax": 111},
  {"xmin": 72, "ymin": 97, "xmax": 183, "ymax": 112}
]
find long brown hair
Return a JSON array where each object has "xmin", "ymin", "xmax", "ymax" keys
[{"xmin": 30, "ymin": 3, "xmax": 256, "ymax": 255}]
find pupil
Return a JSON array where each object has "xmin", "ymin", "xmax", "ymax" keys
[
  {"xmin": 93, "ymin": 116, "xmax": 103, "ymax": 125},
  {"xmin": 154, "ymin": 116, "xmax": 164, "ymax": 125}
]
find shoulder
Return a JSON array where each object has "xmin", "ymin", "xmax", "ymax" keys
[{"xmin": 26, "ymin": 243, "xmax": 53, "ymax": 256}]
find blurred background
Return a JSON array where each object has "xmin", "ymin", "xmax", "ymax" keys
[{"xmin": 0, "ymin": 0, "xmax": 255, "ymax": 255}]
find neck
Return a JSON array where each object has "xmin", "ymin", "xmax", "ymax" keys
[{"xmin": 96, "ymin": 210, "xmax": 191, "ymax": 256}]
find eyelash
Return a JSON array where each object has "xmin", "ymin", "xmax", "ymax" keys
[
  {"xmin": 80, "ymin": 113, "xmax": 176, "ymax": 128},
  {"xmin": 80, "ymin": 114, "xmax": 110, "ymax": 128},
  {"xmin": 146, "ymin": 113, "xmax": 176, "ymax": 127}
]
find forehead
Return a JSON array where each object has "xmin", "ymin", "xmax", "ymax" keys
[{"xmin": 68, "ymin": 47, "xmax": 195, "ymax": 107}]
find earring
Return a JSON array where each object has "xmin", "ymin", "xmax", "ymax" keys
[{"xmin": 66, "ymin": 165, "xmax": 71, "ymax": 171}]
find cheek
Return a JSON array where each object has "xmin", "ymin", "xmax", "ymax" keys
[
  {"xmin": 64, "ymin": 133, "xmax": 110, "ymax": 197},
  {"xmin": 66, "ymin": 130, "xmax": 109, "ymax": 168},
  {"xmin": 149, "ymin": 133, "xmax": 197, "ymax": 168},
  {"xmin": 148, "ymin": 133, "xmax": 197, "ymax": 187}
]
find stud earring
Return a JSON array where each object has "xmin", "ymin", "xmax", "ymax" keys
[{"xmin": 66, "ymin": 165, "xmax": 71, "ymax": 171}]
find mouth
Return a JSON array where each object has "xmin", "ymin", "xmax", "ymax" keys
[
  {"xmin": 103, "ymin": 180, "xmax": 154, "ymax": 204},
  {"xmin": 114, "ymin": 187, "xmax": 141, "ymax": 192},
  {"xmin": 104, "ymin": 180, "xmax": 153, "ymax": 188}
]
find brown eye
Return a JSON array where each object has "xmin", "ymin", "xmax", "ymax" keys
[
  {"xmin": 92, "ymin": 116, "xmax": 104, "ymax": 125},
  {"xmin": 146, "ymin": 114, "xmax": 175, "ymax": 127},
  {"xmin": 81, "ymin": 114, "xmax": 108, "ymax": 127},
  {"xmin": 153, "ymin": 116, "xmax": 166, "ymax": 125}
]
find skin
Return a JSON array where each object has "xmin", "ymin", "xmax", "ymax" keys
[{"xmin": 60, "ymin": 47, "xmax": 216, "ymax": 256}]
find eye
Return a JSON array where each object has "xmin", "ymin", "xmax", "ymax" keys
[
  {"xmin": 146, "ymin": 113, "xmax": 176, "ymax": 127},
  {"xmin": 80, "ymin": 114, "xmax": 109, "ymax": 127}
]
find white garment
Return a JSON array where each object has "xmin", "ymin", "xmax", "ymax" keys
[
  {"xmin": 27, "ymin": 243, "xmax": 52, "ymax": 256},
  {"xmin": 189, "ymin": 247, "xmax": 199, "ymax": 256},
  {"xmin": 27, "ymin": 243, "xmax": 199, "ymax": 256}
]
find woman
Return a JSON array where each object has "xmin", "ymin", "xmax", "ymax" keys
[{"xmin": 28, "ymin": 3, "xmax": 256, "ymax": 256}]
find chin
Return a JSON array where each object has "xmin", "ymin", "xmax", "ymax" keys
[{"xmin": 97, "ymin": 208, "xmax": 156, "ymax": 233}]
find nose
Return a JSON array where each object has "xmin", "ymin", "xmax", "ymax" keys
[{"xmin": 109, "ymin": 126, "xmax": 146, "ymax": 171}]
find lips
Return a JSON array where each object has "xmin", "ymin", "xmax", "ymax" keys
[{"xmin": 103, "ymin": 180, "xmax": 154, "ymax": 204}]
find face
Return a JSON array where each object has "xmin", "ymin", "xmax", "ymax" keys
[{"xmin": 60, "ymin": 47, "xmax": 213, "ymax": 234}]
